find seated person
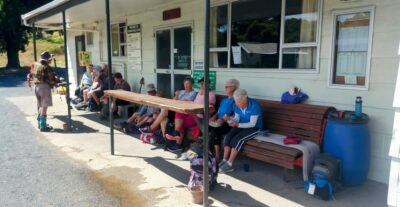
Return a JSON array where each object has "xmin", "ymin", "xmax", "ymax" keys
[
  {"xmin": 102, "ymin": 72, "xmax": 131, "ymax": 117},
  {"xmin": 209, "ymin": 79, "xmax": 240, "ymax": 161},
  {"xmin": 74, "ymin": 66, "xmax": 102, "ymax": 110},
  {"xmin": 139, "ymin": 76, "xmax": 197, "ymax": 138},
  {"xmin": 219, "ymin": 89, "xmax": 262, "ymax": 173},
  {"xmin": 114, "ymin": 84, "xmax": 160, "ymax": 132},
  {"xmin": 165, "ymin": 77, "xmax": 216, "ymax": 152},
  {"xmin": 73, "ymin": 64, "xmax": 94, "ymax": 103}
]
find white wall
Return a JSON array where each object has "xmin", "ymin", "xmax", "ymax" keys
[{"xmin": 68, "ymin": 0, "xmax": 400, "ymax": 184}]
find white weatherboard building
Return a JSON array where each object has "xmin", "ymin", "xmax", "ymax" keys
[{"xmin": 22, "ymin": 0, "xmax": 400, "ymax": 205}]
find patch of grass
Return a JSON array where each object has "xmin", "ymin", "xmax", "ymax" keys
[{"xmin": 0, "ymin": 32, "xmax": 65, "ymax": 68}]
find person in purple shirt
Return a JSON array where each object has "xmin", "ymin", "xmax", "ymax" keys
[
  {"xmin": 209, "ymin": 79, "xmax": 240, "ymax": 161},
  {"xmin": 219, "ymin": 89, "xmax": 262, "ymax": 173}
]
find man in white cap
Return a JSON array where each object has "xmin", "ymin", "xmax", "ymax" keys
[
  {"xmin": 114, "ymin": 83, "xmax": 160, "ymax": 133},
  {"xmin": 27, "ymin": 51, "xmax": 63, "ymax": 132}
]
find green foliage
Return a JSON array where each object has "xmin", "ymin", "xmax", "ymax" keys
[{"xmin": 0, "ymin": 0, "xmax": 52, "ymax": 68}]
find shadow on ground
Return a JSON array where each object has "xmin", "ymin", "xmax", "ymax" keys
[{"xmin": 53, "ymin": 115, "xmax": 98, "ymax": 133}]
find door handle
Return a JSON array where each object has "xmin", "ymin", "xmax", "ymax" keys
[{"xmin": 165, "ymin": 70, "xmax": 171, "ymax": 73}]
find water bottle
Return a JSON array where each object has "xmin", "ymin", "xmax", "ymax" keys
[{"xmin": 355, "ymin": 96, "xmax": 362, "ymax": 117}]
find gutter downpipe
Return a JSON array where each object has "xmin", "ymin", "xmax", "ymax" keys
[
  {"xmin": 33, "ymin": 22, "xmax": 37, "ymax": 62},
  {"xmin": 203, "ymin": 0, "xmax": 210, "ymax": 206},
  {"xmin": 105, "ymin": 0, "xmax": 114, "ymax": 155},
  {"xmin": 62, "ymin": 10, "xmax": 72, "ymax": 128}
]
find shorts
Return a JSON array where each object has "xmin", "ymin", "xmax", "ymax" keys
[
  {"xmin": 224, "ymin": 127, "xmax": 259, "ymax": 152},
  {"xmin": 210, "ymin": 122, "xmax": 231, "ymax": 146},
  {"xmin": 35, "ymin": 83, "xmax": 53, "ymax": 107}
]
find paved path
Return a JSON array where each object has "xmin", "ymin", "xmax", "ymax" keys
[{"xmin": 0, "ymin": 71, "xmax": 119, "ymax": 206}]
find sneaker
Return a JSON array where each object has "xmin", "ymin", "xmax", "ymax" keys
[
  {"xmin": 114, "ymin": 121, "xmax": 128, "ymax": 130},
  {"xmin": 74, "ymin": 102, "xmax": 88, "ymax": 110},
  {"xmin": 179, "ymin": 152, "xmax": 189, "ymax": 161},
  {"xmin": 167, "ymin": 143, "xmax": 183, "ymax": 153},
  {"xmin": 218, "ymin": 160, "xmax": 227, "ymax": 168},
  {"xmin": 139, "ymin": 126, "xmax": 151, "ymax": 133},
  {"xmin": 219, "ymin": 162, "xmax": 234, "ymax": 173},
  {"xmin": 165, "ymin": 130, "xmax": 180, "ymax": 141}
]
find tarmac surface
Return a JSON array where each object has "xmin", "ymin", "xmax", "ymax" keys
[{"xmin": 0, "ymin": 69, "xmax": 119, "ymax": 206}]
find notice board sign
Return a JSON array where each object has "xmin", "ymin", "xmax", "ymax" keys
[
  {"xmin": 79, "ymin": 51, "xmax": 92, "ymax": 67},
  {"xmin": 193, "ymin": 70, "xmax": 216, "ymax": 91},
  {"xmin": 127, "ymin": 24, "xmax": 142, "ymax": 71}
]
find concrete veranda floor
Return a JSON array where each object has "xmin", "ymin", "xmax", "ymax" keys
[{"xmin": 6, "ymin": 90, "xmax": 388, "ymax": 207}]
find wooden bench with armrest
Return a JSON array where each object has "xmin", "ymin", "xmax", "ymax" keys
[{"xmin": 216, "ymin": 95, "xmax": 335, "ymax": 180}]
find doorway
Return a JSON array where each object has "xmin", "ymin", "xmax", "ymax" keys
[
  {"xmin": 155, "ymin": 25, "xmax": 193, "ymax": 98},
  {"xmin": 75, "ymin": 35, "xmax": 86, "ymax": 86}
]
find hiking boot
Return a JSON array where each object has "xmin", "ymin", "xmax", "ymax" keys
[
  {"xmin": 167, "ymin": 143, "xmax": 183, "ymax": 153},
  {"xmin": 219, "ymin": 162, "xmax": 234, "ymax": 173},
  {"xmin": 40, "ymin": 126, "xmax": 53, "ymax": 132}
]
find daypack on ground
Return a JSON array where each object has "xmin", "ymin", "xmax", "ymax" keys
[{"xmin": 188, "ymin": 152, "xmax": 218, "ymax": 191}]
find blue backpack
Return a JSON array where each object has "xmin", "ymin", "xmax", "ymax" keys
[{"xmin": 304, "ymin": 178, "xmax": 334, "ymax": 200}]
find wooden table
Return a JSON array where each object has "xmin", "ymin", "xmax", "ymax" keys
[{"xmin": 104, "ymin": 90, "xmax": 205, "ymax": 115}]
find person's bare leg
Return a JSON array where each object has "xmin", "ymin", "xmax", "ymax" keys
[
  {"xmin": 160, "ymin": 117, "xmax": 168, "ymax": 136},
  {"xmin": 83, "ymin": 90, "xmax": 89, "ymax": 103},
  {"xmin": 40, "ymin": 107, "xmax": 48, "ymax": 116},
  {"xmin": 228, "ymin": 149, "xmax": 239, "ymax": 165},
  {"xmin": 126, "ymin": 113, "xmax": 139, "ymax": 124},
  {"xmin": 223, "ymin": 146, "xmax": 231, "ymax": 161},
  {"xmin": 150, "ymin": 110, "xmax": 167, "ymax": 131}
]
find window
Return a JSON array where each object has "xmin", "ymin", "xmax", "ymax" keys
[
  {"xmin": 330, "ymin": 8, "xmax": 374, "ymax": 88},
  {"xmin": 282, "ymin": 0, "xmax": 319, "ymax": 69},
  {"xmin": 209, "ymin": 0, "xmax": 321, "ymax": 71},
  {"xmin": 210, "ymin": 4, "xmax": 228, "ymax": 68},
  {"xmin": 111, "ymin": 22, "xmax": 127, "ymax": 57},
  {"xmin": 86, "ymin": 32, "xmax": 93, "ymax": 45}
]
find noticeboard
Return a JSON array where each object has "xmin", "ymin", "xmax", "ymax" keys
[
  {"xmin": 79, "ymin": 51, "xmax": 92, "ymax": 67},
  {"xmin": 193, "ymin": 70, "xmax": 216, "ymax": 91}
]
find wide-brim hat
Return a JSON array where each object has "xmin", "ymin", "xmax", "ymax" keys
[
  {"xmin": 146, "ymin": 83, "xmax": 156, "ymax": 92},
  {"xmin": 40, "ymin": 51, "xmax": 54, "ymax": 61}
]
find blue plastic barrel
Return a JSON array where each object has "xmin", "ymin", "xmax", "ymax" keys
[{"xmin": 323, "ymin": 111, "xmax": 370, "ymax": 186}]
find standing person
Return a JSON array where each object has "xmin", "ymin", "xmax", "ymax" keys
[
  {"xmin": 219, "ymin": 89, "xmax": 262, "ymax": 173},
  {"xmin": 27, "ymin": 51, "xmax": 62, "ymax": 132}
]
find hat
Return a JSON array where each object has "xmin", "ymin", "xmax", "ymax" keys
[
  {"xmin": 146, "ymin": 83, "xmax": 156, "ymax": 92},
  {"xmin": 40, "ymin": 51, "xmax": 54, "ymax": 61},
  {"xmin": 198, "ymin": 77, "xmax": 210, "ymax": 83}
]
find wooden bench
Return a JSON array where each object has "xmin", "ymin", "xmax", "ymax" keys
[{"xmin": 216, "ymin": 95, "xmax": 335, "ymax": 176}]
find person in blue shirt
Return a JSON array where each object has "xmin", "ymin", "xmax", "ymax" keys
[
  {"xmin": 209, "ymin": 79, "xmax": 240, "ymax": 161},
  {"xmin": 219, "ymin": 89, "xmax": 262, "ymax": 173}
]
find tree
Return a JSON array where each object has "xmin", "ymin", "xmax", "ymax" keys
[{"xmin": 0, "ymin": 0, "xmax": 51, "ymax": 68}]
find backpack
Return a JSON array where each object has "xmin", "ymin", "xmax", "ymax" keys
[
  {"xmin": 304, "ymin": 178, "xmax": 335, "ymax": 200},
  {"xmin": 188, "ymin": 152, "xmax": 218, "ymax": 191},
  {"xmin": 87, "ymin": 97, "xmax": 99, "ymax": 112}
]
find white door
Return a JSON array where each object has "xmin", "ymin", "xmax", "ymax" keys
[{"xmin": 155, "ymin": 25, "xmax": 193, "ymax": 98}]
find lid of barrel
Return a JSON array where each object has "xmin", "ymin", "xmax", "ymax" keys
[{"xmin": 328, "ymin": 110, "xmax": 369, "ymax": 124}]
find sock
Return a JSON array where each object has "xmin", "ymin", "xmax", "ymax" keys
[
  {"xmin": 222, "ymin": 159, "xmax": 227, "ymax": 162},
  {"xmin": 226, "ymin": 161, "xmax": 232, "ymax": 166}
]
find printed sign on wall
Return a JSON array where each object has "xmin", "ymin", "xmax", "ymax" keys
[
  {"xmin": 127, "ymin": 24, "xmax": 142, "ymax": 71},
  {"xmin": 79, "ymin": 51, "xmax": 92, "ymax": 67},
  {"xmin": 193, "ymin": 69, "xmax": 216, "ymax": 91}
]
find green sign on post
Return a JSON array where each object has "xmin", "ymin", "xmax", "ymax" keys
[{"xmin": 193, "ymin": 70, "xmax": 216, "ymax": 91}]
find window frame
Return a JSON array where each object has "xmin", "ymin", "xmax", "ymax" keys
[
  {"xmin": 209, "ymin": 0, "xmax": 323, "ymax": 73},
  {"xmin": 328, "ymin": 6, "xmax": 375, "ymax": 90},
  {"xmin": 111, "ymin": 21, "xmax": 127, "ymax": 57},
  {"xmin": 86, "ymin": 32, "xmax": 94, "ymax": 46}
]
